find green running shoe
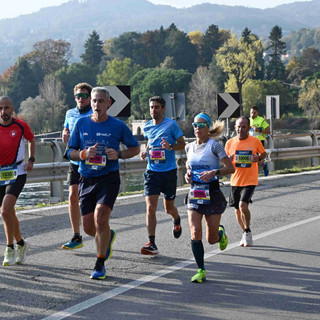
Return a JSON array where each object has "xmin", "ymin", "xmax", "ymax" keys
[
  {"xmin": 3, "ymin": 247, "xmax": 15, "ymax": 266},
  {"xmin": 191, "ymin": 269, "xmax": 206, "ymax": 283},
  {"xmin": 218, "ymin": 225, "xmax": 228, "ymax": 251}
]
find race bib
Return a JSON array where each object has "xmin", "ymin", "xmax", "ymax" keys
[
  {"xmin": 149, "ymin": 147, "xmax": 166, "ymax": 164},
  {"xmin": 0, "ymin": 164, "xmax": 18, "ymax": 186},
  {"xmin": 85, "ymin": 155, "xmax": 107, "ymax": 169},
  {"xmin": 189, "ymin": 183, "xmax": 210, "ymax": 205},
  {"xmin": 235, "ymin": 150, "xmax": 252, "ymax": 168}
]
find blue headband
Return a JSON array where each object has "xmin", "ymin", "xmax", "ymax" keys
[{"xmin": 194, "ymin": 113, "xmax": 211, "ymax": 125}]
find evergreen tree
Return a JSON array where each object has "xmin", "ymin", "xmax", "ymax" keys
[
  {"xmin": 81, "ymin": 30, "xmax": 105, "ymax": 68},
  {"xmin": 266, "ymin": 25, "xmax": 286, "ymax": 80},
  {"xmin": 7, "ymin": 58, "xmax": 43, "ymax": 112}
]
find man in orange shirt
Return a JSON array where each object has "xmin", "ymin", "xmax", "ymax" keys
[{"xmin": 225, "ymin": 116, "xmax": 266, "ymax": 247}]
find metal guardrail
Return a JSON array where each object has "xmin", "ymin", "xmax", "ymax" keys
[{"xmin": 26, "ymin": 133, "xmax": 320, "ymax": 202}]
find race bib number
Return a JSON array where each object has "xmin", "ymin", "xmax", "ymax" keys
[
  {"xmin": 235, "ymin": 150, "xmax": 252, "ymax": 168},
  {"xmin": 85, "ymin": 155, "xmax": 107, "ymax": 168},
  {"xmin": 0, "ymin": 164, "xmax": 18, "ymax": 186},
  {"xmin": 149, "ymin": 147, "xmax": 166, "ymax": 164},
  {"xmin": 189, "ymin": 183, "xmax": 210, "ymax": 205}
]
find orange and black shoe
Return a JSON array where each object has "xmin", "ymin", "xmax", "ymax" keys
[
  {"xmin": 141, "ymin": 241, "xmax": 159, "ymax": 255},
  {"xmin": 173, "ymin": 216, "xmax": 182, "ymax": 239}
]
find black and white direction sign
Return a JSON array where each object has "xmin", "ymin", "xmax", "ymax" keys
[
  {"xmin": 217, "ymin": 93, "xmax": 240, "ymax": 118},
  {"xmin": 105, "ymin": 85, "xmax": 130, "ymax": 117}
]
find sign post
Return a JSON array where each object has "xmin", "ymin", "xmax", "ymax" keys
[
  {"xmin": 217, "ymin": 93, "xmax": 241, "ymax": 138},
  {"xmin": 266, "ymin": 95, "xmax": 280, "ymax": 137},
  {"xmin": 162, "ymin": 92, "xmax": 186, "ymax": 121}
]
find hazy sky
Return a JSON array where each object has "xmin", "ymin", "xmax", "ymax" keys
[{"xmin": 0, "ymin": 0, "xmax": 312, "ymax": 20}]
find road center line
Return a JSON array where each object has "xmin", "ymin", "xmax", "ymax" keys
[{"xmin": 42, "ymin": 214, "xmax": 320, "ymax": 320}]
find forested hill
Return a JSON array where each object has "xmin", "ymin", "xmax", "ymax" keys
[{"xmin": 0, "ymin": 0, "xmax": 319, "ymax": 73}]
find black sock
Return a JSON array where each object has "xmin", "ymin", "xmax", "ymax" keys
[
  {"xmin": 95, "ymin": 257, "xmax": 105, "ymax": 270},
  {"xmin": 149, "ymin": 235, "xmax": 155, "ymax": 243},
  {"xmin": 174, "ymin": 216, "xmax": 181, "ymax": 225},
  {"xmin": 245, "ymin": 228, "xmax": 251, "ymax": 233},
  {"xmin": 7, "ymin": 244, "xmax": 14, "ymax": 250},
  {"xmin": 17, "ymin": 239, "xmax": 25, "ymax": 246},
  {"xmin": 191, "ymin": 240, "xmax": 205, "ymax": 270}
]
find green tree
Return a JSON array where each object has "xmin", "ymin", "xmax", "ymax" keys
[
  {"xmin": 266, "ymin": 25, "xmax": 286, "ymax": 80},
  {"xmin": 24, "ymin": 39, "xmax": 71, "ymax": 75},
  {"xmin": 97, "ymin": 58, "xmax": 140, "ymax": 86},
  {"xmin": 55, "ymin": 63, "xmax": 97, "ymax": 107},
  {"xmin": 129, "ymin": 68, "xmax": 191, "ymax": 119},
  {"xmin": 298, "ymin": 74, "xmax": 320, "ymax": 119},
  {"xmin": 164, "ymin": 24, "xmax": 198, "ymax": 72},
  {"xmin": 242, "ymin": 79, "xmax": 293, "ymax": 116},
  {"xmin": 201, "ymin": 25, "xmax": 231, "ymax": 66},
  {"xmin": 216, "ymin": 34, "xmax": 263, "ymax": 113},
  {"xmin": 241, "ymin": 27, "xmax": 265, "ymax": 80},
  {"xmin": 6, "ymin": 58, "xmax": 44, "ymax": 112},
  {"xmin": 287, "ymin": 47, "xmax": 320, "ymax": 85},
  {"xmin": 81, "ymin": 30, "xmax": 105, "ymax": 68}
]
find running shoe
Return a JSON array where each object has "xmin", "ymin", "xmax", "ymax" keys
[
  {"xmin": 218, "ymin": 225, "xmax": 228, "ymax": 251},
  {"xmin": 16, "ymin": 240, "xmax": 30, "ymax": 264},
  {"xmin": 141, "ymin": 241, "xmax": 159, "ymax": 255},
  {"xmin": 105, "ymin": 228, "xmax": 116, "ymax": 261},
  {"xmin": 3, "ymin": 247, "xmax": 15, "ymax": 266},
  {"xmin": 240, "ymin": 232, "xmax": 246, "ymax": 246},
  {"xmin": 191, "ymin": 269, "xmax": 206, "ymax": 283},
  {"xmin": 90, "ymin": 264, "xmax": 106, "ymax": 280},
  {"xmin": 263, "ymin": 162, "xmax": 269, "ymax": 177},
  {"xmin": 244, "ymin": 231, "xmax": 253, "ymax": 247},
  {"xmin": 173, "ymin": 224, "xmax": 182, "ymax": 239},
  {"xmin": 61, "ymin": 235, "xmax": 84, "ymax": 250}
]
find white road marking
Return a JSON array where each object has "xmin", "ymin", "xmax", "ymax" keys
[{"xmin": 42, "ymin": 214, "xmax": 320, "ymax": 320}]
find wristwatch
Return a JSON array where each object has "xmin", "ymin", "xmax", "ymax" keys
[
  {"xmin": 28, "ymin": 156, "xmax": 35, "ymax": 162},
  {"xmin": 215, "ymin": 170, "xmax": 220, "ymax": 176}
]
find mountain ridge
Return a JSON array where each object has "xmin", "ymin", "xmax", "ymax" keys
[{"xmin": 0, "ymin": 0, "xmax": 319, "ymax": 73}]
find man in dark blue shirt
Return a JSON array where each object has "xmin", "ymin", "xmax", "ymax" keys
[{"xmin": 66, "ymin": 87, "xmax": 140, "ymax": 280}]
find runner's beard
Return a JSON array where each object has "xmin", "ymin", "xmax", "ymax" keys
[{"xmin": 1, "ymin": 114, "xmax": 11, "ymax": 122}]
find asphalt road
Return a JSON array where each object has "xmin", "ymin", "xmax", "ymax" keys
[{"xmin": 0, "ymin": 171, "xmax": 319, "ymax": 320}]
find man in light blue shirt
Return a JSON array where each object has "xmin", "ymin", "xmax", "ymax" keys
[
  {"xmin": 140, "ymin": 96, "xmax": 185, "ymax": 255},
  {"xmin": 61, "ymin": 82, "xmax": 93, "ymax": 250}
]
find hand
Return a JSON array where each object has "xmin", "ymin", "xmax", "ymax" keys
[
  {"xmin": 140, "ymin": 151, "xmax": 147, "ymax": 160},
  {"xmin": 251, "ymin": 154, "xmax": 260, "ymax": 163},
  {"xmin": 24, "ymin": 161, "xmax": 34, "ymax": 171},
  {"xmin": 87, "ymin": 143, "xmax": 99, "ymax": 159},
  {"xmin": 160, "ymin": 137, "xmax": 170, "ymax": 150},
  {"xmin": 185, "ymin": 170, "xmax": 191, "ymax": 183},
  {"xmin": 105, "ymin": 148, "xmax": 119, "ymax": 160},
  {"xmin": 199, "ymin": 170, "xmax": 215, "ymax": 182},
  {"xmin": 62, "ymin": 128, "xmax": 70, "ymax": 143}
]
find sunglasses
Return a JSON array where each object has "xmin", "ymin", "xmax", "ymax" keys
[
  {"xmin": 75, "ymin": 93, "xmax": 89, "ymax": 99},
  {"xmin": 192, "ymin": 122, "xmax": 208, "ymax": 128}
]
